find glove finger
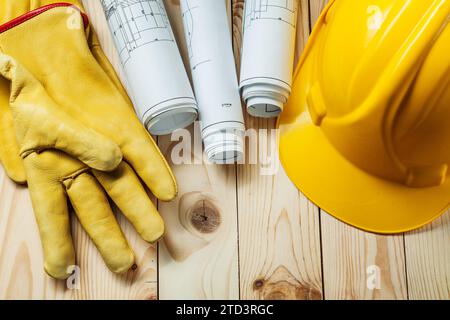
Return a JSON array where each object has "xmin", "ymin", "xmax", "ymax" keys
[
  {"xmin": 123, "ymin": 135, "xmax": 177, "ymax": 201},
  {"xmin": 93, "ymin": 162, "xmax": 165, "ymax": 243},
  {"xmin": 88, "ymin": 31, "xmax": 133, "ymax": 107},
  {"xmin": 64, "ymin": 172, "xmax": 135, "ymax": 274},
  {"xmin": 23, "ymin": 154, "xmax": 75, "ymax": 279},
  {"xmin": 86, "ymin": 33, "xmax": 177, "ymax": 201},
  {"xmin": 0, "ymin": 55, "xmax": 122, "ymax": 172},
  {"xmin": 0, "ymin": 77, "xmax": 26, "ymax": 183}
]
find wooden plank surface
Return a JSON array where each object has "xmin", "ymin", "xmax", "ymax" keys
[
  {"xmin": 405, "ymin": 211, "xmax": 450, "ymax": 300},
  {"xmin": 157, "ymin": 0, "xmax": 240, "ymax": 300},
  {"xmin": 233, "ymin": 0, "xmax": 323, "ymax": 300},
  {"xmin": 0, "ymin": 0, "xmax": 449, "ymax": 300},
  {"xmin": 321, "ymin": 213, "xmax": 408, "ymax": 300}
]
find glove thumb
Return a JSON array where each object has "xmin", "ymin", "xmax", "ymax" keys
[
  {"xmin": 0, "ymin": 76, "xmax": 26, "ymax": 183},
  {"xmin": 0, "ymin": 54, "xmax": 122, "ymax": 172}
]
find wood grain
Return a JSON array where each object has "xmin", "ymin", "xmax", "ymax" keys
[
  {"xmin": 405, "ymin": 211, "xmax": 450, "ymax": 300},
  {"xmin": 321, "ymin": 213, "xmax": 408, "ymax": 300},
  {"xmin": 157, "ymin": 0, "xmax": 240, "ymax": 300},
  {"xmin": 234, "ymin": 0, "xmax": 323, "ymax": 300},
  {"xmin": 0, "ymin": 0, "xmax": 449, "ymax": 300},
  {"xmin": 0, "ymin": 166, "xmax": 49, "ymax": 300},
  {"xmin": 308, "ymin": 0, "xmax": 329, "ymax": 28},
  {"xmin": 295, "ymin": 0, "xmax": 311, "ymax": 63},
  {"xmin": 157, "ymin": 137, "xmax": 240, "ymax": 299}
]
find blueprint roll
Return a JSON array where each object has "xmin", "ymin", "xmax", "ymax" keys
[
  {"xmin": 180, "ymin": 0, "xmax": 245, "ymax": 163},
  {"xmin": 239, "ymin": 0, "xmax": 298, "ymax": 118},
  {"xmin": 101, "ymin": 0, "xmax": 198, "ymax": 135}
]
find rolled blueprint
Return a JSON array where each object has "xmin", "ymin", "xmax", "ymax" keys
[
  {"xmin": 239, "ymin": 0, "xmax": 298, "ymax": 118},
  {"xmin": 101, "ymin": 0, "xmax": 198, "ymax": 135},
  {"xmin": 180, "ymin": 0, "xmax": 246, "ymax": 163}
]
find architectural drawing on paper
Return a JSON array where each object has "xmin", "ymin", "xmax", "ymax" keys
[
  {"xmin": 102, "ymin": 0, "xmax": 174, "ymax": 65},
  {"xmin": 181, "ymin": 0, "xmax": 211, "ymax": 71},
  {"xmin": 244, "ymin": 0, "xmax": 298, "ymax": 29},
  {"xmin": 180, "ymin": 0, "xmax": 196, "ymax": 60}
]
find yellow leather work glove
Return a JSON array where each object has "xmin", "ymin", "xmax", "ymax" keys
[
  {"xmin": 0, "ymin": 0, "xmax": 131, "ymax": 183},
  {"xmin": 0, "ymin": 1, "xmax": 177, "ymax": 279},
  {"xmin": 0, "ymin": 55, "xmax": 126, "ymax": 278},
  {"xmin": 0, "ymin": 55, "xmax": 122, "ymax": 171}
]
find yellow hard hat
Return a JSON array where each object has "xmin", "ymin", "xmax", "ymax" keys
[{"xmin": 278, "ymin": 0, "xmax": 450, "ymax": 233}]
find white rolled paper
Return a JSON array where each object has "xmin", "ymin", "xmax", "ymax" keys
[
  {"xmin": 240, "ymin": 0, "xmax": 298, "ymax": 118},
  {"xmin": 101, "ymin": 0, "xmax": 198, "ymax": 135},
  {"xmin": 180, "ymin": 0, "xmax": 246, "ymax": 163}
]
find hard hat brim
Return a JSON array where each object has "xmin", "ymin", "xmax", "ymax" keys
[{"xmin": 278, "ymin": 111, "xmax": 450, "ymax": 234}]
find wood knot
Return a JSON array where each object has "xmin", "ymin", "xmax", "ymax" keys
[
  {"xmin": 253, "ymin": 266, "xmax": 322, "ymax": 300},
  {"xmin": 253, "ymin": 279, "xmax": 265, "ymax": 290},
  {"xmin": 190, "ymin": 200, "xmax": 221, "ymax": 233}
]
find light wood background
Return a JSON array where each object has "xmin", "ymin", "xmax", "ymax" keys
[{"xmin": 0, "ymin": 0, "xmax": 449, "ymax": 300}]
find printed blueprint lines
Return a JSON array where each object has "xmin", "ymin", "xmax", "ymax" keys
[
  {"xmin": 181, "ymin": 0, "xmax": 211, "ymax": 71},
  {"xmin": 102, "ymin": 0, "xmax": 174, "ymax": 65},
  {"xmin": 244, "ymin": 0, "xmax": 298, "ymax": 29},
  {"xmin": 181, "ymin": 0, "xmax": 197, "ymax": 60}
]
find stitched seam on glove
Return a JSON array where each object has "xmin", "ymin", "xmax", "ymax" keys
[
  {"xmin": 0, "ymin": 2, "xmax": 88, "ymax": 34},
  {"xmin": 20, "ymin": 146, "xmax": 54, "ymax": 158},
  {"xmin": 60, "ymin": 167, "xmax": 91, "ymax": 189}
]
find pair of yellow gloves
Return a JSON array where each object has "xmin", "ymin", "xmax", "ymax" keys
[{"xmin": 0, "ymin": 1, "xmax": 177, "ymax": 279}]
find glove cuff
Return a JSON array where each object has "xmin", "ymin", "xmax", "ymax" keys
[{"xmin": 0, "ymin": 2, "xmax": 88, "ymax": 34}]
